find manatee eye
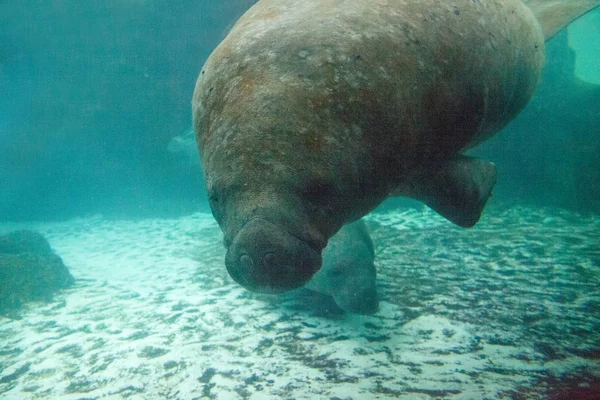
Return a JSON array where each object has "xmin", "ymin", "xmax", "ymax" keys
[
  {"xmin": 207, "ymin": 190, "xmax": 222, "ymax": 211},
  {"xmin": 207, "ymin": 182, "xmax": 241, "ymax": 208},
  {"xmin": 208, "ymin": 191, "xmax": 219, "ymax": 203}
]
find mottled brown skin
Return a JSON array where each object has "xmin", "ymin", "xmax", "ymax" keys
[{"xmin": 193, "ymin": 0, "xmax": 544, "ymax": 293}]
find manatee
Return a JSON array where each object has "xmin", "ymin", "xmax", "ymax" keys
[
  {"xmin": 193, "ymin": 0, "xmax": 600, "ymax": 293},
  {"xmin": 167, "ymin": 128, "xmax": 200, "ymax": 165},
  {"xmin": 304, "ymin": 219, "xmax": 377, "ymax": 315}
]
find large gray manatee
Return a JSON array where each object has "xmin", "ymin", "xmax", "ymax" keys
[{"xmin": 193, "ymin": 0, "xmax": 599, "ymax": 293}]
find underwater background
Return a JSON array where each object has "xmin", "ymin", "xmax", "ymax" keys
[
  {"xmin": 1, "ymin": 0, "xmax": 599, "ymax": 222},
  {"xmin": 1, "ymin": 1, "xmax": 599, "ymax": 399}
]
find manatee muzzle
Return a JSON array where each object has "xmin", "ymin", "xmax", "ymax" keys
[{"xmin": 225, "ymin": 218, "xmax": 322, "ymax": 293}]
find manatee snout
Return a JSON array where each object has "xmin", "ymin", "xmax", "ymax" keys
[{"xmin": 225, "ymin": 218, "xmax": 322, "ymax": 293}]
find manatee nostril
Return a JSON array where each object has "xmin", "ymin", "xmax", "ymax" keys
[
  {"xmin": 239, "ymin": 254, "xmax": 254, "ymax": 270},
  {"xmin": 263, "ymin": 252, "xmax": 278, "ymax": 273},
  {"xmin": 226, "ymin": 217, "xmax": 322, "ymax": 293}
]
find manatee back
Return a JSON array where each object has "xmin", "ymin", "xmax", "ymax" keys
[{"xmin": 194, "ymin": 0, "xmax": 545, "ymax": 177}]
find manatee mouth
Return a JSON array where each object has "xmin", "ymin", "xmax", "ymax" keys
[{"xmin": 225, "ymin": 218, "xmax": 322, "ymax": 293}]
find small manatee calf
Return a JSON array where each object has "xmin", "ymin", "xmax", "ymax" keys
[
  {"xmin": 304, "ymin": 219, "xmax": 377, "ymax": 315},
  {"xmin": 193, "ymin": 0, "xmax": 600, "ymax": 293}
]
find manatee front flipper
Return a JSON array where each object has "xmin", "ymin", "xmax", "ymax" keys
[
  {"xmin": 303, "ymin": 220, "xmax": 378, "ymax": 315},
  {"xmin": 399, "ymin": 155, "xmax": 497, "ymax": 228},
  {"xmin": 524, "ymin": 0, "xmax": 600, "ymax": 40}
]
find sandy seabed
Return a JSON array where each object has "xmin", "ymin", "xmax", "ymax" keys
[{"xmin": 0, "ymin": 203, "xmax": 599, "ymax": 399}]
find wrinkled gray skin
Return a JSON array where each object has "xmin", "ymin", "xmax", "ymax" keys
[
  {"xmin": 304, "ymin": 220, "xmax": 377, "ymax": 315},
  {"xmin": 193, "ymin": 0, "xmax": 545, "ymax": 293}
]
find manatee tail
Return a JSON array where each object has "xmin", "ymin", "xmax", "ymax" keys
[{"xmin": 524, "ymin": 0, "xmax": 600, "ymax": 40}]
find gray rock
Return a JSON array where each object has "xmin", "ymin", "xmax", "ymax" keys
[{"xmin": 0, "ymin": 230, "xmax": 74, "ymax": 314}]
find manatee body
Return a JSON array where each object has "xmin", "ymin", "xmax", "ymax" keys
[
  {"xmin": 304, "ymin": 219, "xmax": 377, "ymax": 315},
  {"xmin": 193, "ymin": 0, "xmax": 549, "ymax": 293}
]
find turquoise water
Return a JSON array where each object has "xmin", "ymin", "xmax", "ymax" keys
[
  {"xmin": 0, "ymin": 2, "xmax": 597, "ymax": 221},
  {"xmin": 569, "ymin": 10, "xmax": 600, "ymax": 84},
  {"xmin": 1, "ymin": 1, "xmax": 599, "ymax": 398}
]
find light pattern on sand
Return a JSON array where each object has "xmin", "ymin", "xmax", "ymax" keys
[{"xmin": 0, "ymin": 205, "xmax": 599, "ymax": 399}]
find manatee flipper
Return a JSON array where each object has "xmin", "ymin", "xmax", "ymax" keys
[
  {"xmin": 304, "ymin": 220, "xmax": 378, "ymax": 315},
  {"xmin": 524, "ymin": 0, "xmax": 600, "ymax": 39},
  {"xmin": 397, "ymin": 155, "xmax": 497, "ymax": 228}
]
